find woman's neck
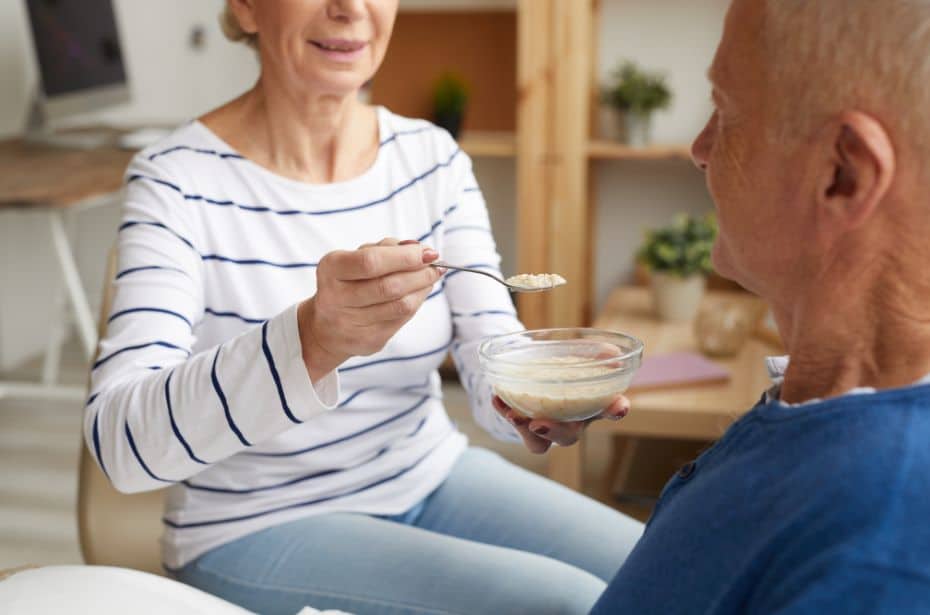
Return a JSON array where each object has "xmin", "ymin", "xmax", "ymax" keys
[{"xmin": 202, "ymin": 73, "xmax": 379, "ymax": 184}]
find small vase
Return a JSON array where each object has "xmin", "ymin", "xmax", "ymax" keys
[
  {"xmin": 623, "ymin": 111, "xmax": 653, "ymax": 147},
  {"xmin": 435, "ymin": 112, "xmax": 463, "ymax": 139},
  {"xmin": 650, "ymin": 272, "xmax": 706, "ymax": 322},
  {"xmin": 599, "ymin": 106, "xmax": 624, "ymax": 141}
]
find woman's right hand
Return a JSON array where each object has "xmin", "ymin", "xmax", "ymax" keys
[{"xmin": 297, "ymin": 238, "xmax": 443, "ymax": 382}]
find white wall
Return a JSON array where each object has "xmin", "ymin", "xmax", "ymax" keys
[
  {"xmin": 593, "ymin": 0, "xmax": 729, "ymax": 309},
  {"xmin": 0, "ymin": 0, "xmax": 258, "ymax": 369}
]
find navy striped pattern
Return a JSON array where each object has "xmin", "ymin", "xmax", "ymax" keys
[
  {"xmin": 91, "ymin": 411, "xmax": 109, "ymax": 480},
  {"xmin": 204, "ymin": 308, "xmax": 266, "ymax": 325},
  {"xmin": 336, "ymin": 376, "xmax": 432, "ymax": 409},
  {"xmin": 164, "ymin": 443, "xmax": 440, "ymax": 529},
  {"xmin": 246, "ymin": 395, "xmax": 431, "ymax": 458},
  {"xmin": 108, "ymin": 307, "xmax": 192, "ymax": 328},
  {"xmin": 211, "ymin": 347, "xmax": 251, "ymax": 447},
  {"xmin": 339, "ymin": 338, "xmax": 453, "ymax": 373},
  {"xmin": 125, "ymin": 422, "xmax": 173, "ymax": 484},
  {"xmin": 118, "ymin": 200, "xmax": 462, "ymax": 274},
  {"xmin": 451, "ymin": 309, "xmax": 518, "ymax": 318},
  {"xmin": 116, "ymin": 265, "xmax": 189, "ymax": 280},
  {"xmin": 88, "ymin": 109, "xmax": 520, "ymax": 569},
  {"xmin": 119, "ymin": 220, "xmax": 196, "ymax": 251},
  {"xmin": 93, "ymin": 341, "xmax": 190, "ymax": 371},
  {"xmin": 261, "ymin": 322, "xmax": 302, "ymax": 424},
  {"xmin": 183, "ymin": 414, "xmax": 437, "ymax": 495},
  {"xmin": 126, "ymin": 147, "xmax": 460, "ymax": 218},
  {"xmin": 148, "ymin": 125, "xmax": 434, "ymax": 163},
  {"xmin": 443, "ymin": 263, "xmax": 500, "ymax": 280},
  {"xmin": 379, "ymin": 126, "xmax": 436, "ymax": 148},
  {"xmin": 165, "ymin": 370, "xmax": 208, "ymax": 465},
  {"xmin": 149, "ymin": 145, "xmax": 244, "ymax": 162}
]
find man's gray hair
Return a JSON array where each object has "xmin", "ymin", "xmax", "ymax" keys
[{"xmin": 764, "ymin": 0, "xmax": 930, "ymax": 149}]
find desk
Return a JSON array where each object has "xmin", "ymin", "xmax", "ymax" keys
[
  {"xmin": 547, "ymin": 286, "xmax": 778, "ymax": 490},
  {"xmin": 0, "ymin": 135, "xmax": 133, "ymax": 402}
]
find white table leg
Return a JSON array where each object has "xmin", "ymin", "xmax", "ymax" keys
[
  {"xmin": 47, "ymin": 210, "xmax": 97, "ymax": 360},
  {"xmin": 42, "ymin": 211, "xmax": 79, "ymax": 384},
  {"xmin": 41, "ymin": 283, "xmax": 67, "ymax": 385}
]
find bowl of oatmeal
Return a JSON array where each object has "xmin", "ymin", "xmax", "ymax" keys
[{"xmin": 478, "ymin": 328, "xmax": 644, "ymax": 422}]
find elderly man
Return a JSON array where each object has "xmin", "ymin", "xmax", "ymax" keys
[{"xmin": 590, "ymin": 0, "xmax": 930, "ymax": 613}]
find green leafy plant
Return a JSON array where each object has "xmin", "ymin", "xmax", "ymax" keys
[
  {"xmin": 432, "ymin": 72, "xmax": 470, "ymax": 118},
  {"xmin": 602, "ymin": 61, "xmax": 672, "ymax": 115},
  {"xmin": 638, "ymin": 213, "xmax": 717, "ymax": 277}
]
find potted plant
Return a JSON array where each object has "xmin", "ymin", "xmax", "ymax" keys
[
  {"xmin": 432, "ymin": 72, "xmax": 469, "ymax": 139},
  {"xmin": 601, "ymin": 61, "xmax": 672, "ymax": 147},
  {"xmin": 638, "ymin": 213, "xmax": 716, "ymax": 322}
]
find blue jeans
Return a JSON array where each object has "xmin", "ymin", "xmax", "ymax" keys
[{"xmin": 175, "ymin": 448, "xmax": 643, "ymax": 615}]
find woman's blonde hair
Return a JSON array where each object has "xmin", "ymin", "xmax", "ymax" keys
[{"xmin": 219, "ymin": 4, "xmax": 258, "ymax": 49}]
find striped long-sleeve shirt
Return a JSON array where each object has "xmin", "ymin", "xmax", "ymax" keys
[{"xmin": 84, "ymin": 107, "xmax": 524, "ymax": 570}]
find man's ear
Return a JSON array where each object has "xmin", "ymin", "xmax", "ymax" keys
[
  {"xmin": 228, "ymin": 0, "xmax": 258, "ymax": 35},
  {"xmin": 817, "ymin": 111, "xmax": 895, "ymax": 231}
]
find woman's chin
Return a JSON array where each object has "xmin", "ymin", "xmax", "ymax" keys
[{"xmin": 298, "ymin": 70, "xmax": 370, "ymax": 98}]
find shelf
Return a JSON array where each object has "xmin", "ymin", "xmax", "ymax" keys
[
  {"xmin": 371, "ymin": 11, "xmax": 516, "ymax": 134},
  {"xmin": 399, "ymin": 0, "xmax": 516, "ymax": 11},
  {"xmin": 459, "ymin": 131, "xmax": 516, "ymax": 158},
  {"xmin": 456, "ymin": 135, "xmax": 692, "ymax": 160},
  {"xmin": 587, "ymin": 141, "xmax": 693, "ymax": 162}
]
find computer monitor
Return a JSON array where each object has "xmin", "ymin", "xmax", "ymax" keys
[{"xmin": 23, "ymin": 0, "xmax": 130, "ymax": 143}]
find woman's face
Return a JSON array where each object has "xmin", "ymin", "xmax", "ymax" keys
[{"xmin": 234, "ymin": 0, "xmax": 399, "ymax": 97}]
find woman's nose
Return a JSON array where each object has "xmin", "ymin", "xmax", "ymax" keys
[{"xmin": 328, "ymin": 0, "xmax": 366, "ymax": 22}]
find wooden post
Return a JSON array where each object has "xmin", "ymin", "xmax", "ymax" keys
[
  {"xmin": 516, "ymin": 0, "xmax": 554, "ymax": 330},
  {"xmin": 585, "ymin": 0, "xmax": 602, "ymax": 324},
  {"xmin": 548, "ymin": 0, "xmax": 592, "ymax": 328}
]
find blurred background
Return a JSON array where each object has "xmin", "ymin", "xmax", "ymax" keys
[{"xmin": 0, "ymin": 0, "xmax": 780, "ymax": 572}]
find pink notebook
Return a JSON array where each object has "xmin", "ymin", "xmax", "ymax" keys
[{"xmin": 630, "ymin": 351, "xmax": 730, "ymax": 392}]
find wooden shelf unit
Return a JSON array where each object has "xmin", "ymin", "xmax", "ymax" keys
[
  {"xmin": 459, "ymin": 132, "xmax": 517, "ymax": 158},
  {"xmin": 587, "ymin": 141, "xmax": 693, "ymax": 162},
  {"xmin": 378, "ymin": 1, "xmax": 699, "ymax": 335}
]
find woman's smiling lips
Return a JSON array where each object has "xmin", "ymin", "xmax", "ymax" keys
[{"xmin": 309, "ymin": 38, "xmax": 368, "ymax": 62}]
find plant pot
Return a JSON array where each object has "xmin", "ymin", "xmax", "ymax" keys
[
  {"xmin": 599, "ymin": 106, "xmax": 624, "ymax": 141},
  {"xmin": 434, "ymin": 112, "xmax": 463, "ymax": 139},
  {"xmin": 650, "ymin": 272, "xmax": 706, "ymax": 322},
  {"xmin": 623, "ymin": 111, "xmax": 653, "ymax": 147}
]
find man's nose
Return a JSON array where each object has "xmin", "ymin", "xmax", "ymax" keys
[{"xmin": 691, "ymin": 116, "xmax": 714, "ymax": 171}]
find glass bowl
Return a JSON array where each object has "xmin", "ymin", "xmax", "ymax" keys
[{"xmin": 478, "ymin": 328, "xmax": 644, "ymax": 422}]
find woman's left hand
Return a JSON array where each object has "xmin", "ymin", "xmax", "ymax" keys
[{"xmin": 491, "ymin": 395, "xmax": 631, "ymax": 454}]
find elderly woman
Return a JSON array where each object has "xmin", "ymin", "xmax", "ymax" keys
[{"xmin": 85, "ymin": 1, "xmax": 642, "ymax": 613}]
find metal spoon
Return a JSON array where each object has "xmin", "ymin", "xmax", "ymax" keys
[{"xmin": 430, "ymin": 261, "xmax": 565, "ymax": 293}]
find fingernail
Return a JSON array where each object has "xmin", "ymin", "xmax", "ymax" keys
[
  {"xmin": 532, "ymin": 426, "xmax": 549, "ymax": 435},
  {"xmin": 422, "ymin": 249, "xmax": 439, "ymax": 263},
  {"xmin": 399, "ymin": 239, "xmax": 419, "ymax": 245},
  {"xmin": 513, "ymin": 416, "xmax": 530, "ymax": 427},
  {"xmin": 609, "ymin": 406, "xmax": 630, "ymax": 421},
  {"xmin": 435, "ymin": 267, "xmax": 447, "ymax": 276}
]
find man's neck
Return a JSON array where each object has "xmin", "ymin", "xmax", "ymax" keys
[{"xmin": 776, "ymin": 262, "xmax": 930, "ymax": 404}]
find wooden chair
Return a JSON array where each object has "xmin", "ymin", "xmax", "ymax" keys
[{"xmin": 76, "ymin": 248, "xmax": 165, "ymax": 575}]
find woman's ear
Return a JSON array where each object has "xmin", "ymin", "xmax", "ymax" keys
[
  {"xmin": 817, "ymin": 111, "xmax": 895, "ymax": 231},
  {"xmin": 228, "ymin": 0, "xmax": 258, "ymax": 35}
]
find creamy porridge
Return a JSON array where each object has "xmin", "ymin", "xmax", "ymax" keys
[
  {"xmin": 491, "ymin": 356, "xmax": 632, "ymax": 421},
  {"xmin": 505, "ymin": 273, "xmax": 567, "ymax": 290}
]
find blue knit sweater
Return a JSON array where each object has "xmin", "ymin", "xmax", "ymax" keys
[{"xmin": 591, "ymin": 384, "xmax": 930, "ymax": 614}]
